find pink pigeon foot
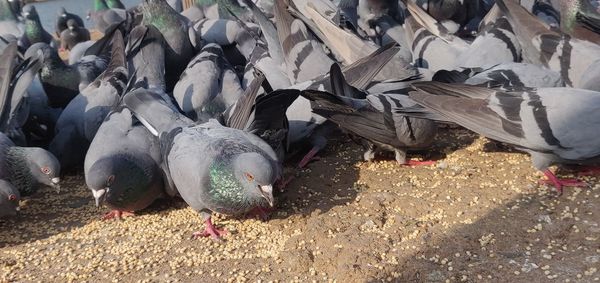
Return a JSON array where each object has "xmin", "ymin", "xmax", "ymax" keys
[
  {"xmin": 403, "ymin": 159, "xmax": 436, "ymax": 166},
  {"xmin": 298, "ymin": 147, "xmax": 321, "ymax": 168},
  {"xmin": 102, "ymin": 210, "xmax": 135, "ymax": 220},
  {"xmin": 539, "ymin": 169, "xmax": 588, "ymax": 195},
  {"xmin": 191, "ymin": 218, "xmax": 227, "ymax": 240}
]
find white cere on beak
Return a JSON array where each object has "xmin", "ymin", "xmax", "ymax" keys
[
  {"xmin": 259, "ymin": 185, "xmax": 274, "ymax": 207},
  {"xmin": 51, "ymin": 177, "xmax": 60, "ymax": 184},
  {"xmin": 93, "ymin": 189, "xmax": 107, "ymax": 207}
]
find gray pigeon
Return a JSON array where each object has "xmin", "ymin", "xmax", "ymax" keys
[
  {"xmin": 55, "ymin": 7, "xmax": 85, "ymax": 37},
  {"xmin": 141, "ymin": 0, "xmax": 194, "ymax": 90},
  {"xmin": 18, "ymin": 5, "xmax": 56, "ymax": 51},
  {"xmin": 301, "ymin": 64, "xmax": 437, "ymax": 165},
  {"xmin": 123, "ymin": 89, "xmax": 281, "ymax": 239},
  {"xmin": 126, "ymin": 25, "xmax": 167, "ymax": 93},
  {"xmin": 0, "ymin": 179, "xmax": 19, "ymax": 218},
  {"xmin": 496, "ymin": 0, "xmax": 600, "ymax": 91},
  {"xmin": 88, "ymin": 0, "xmax": 128, "ymax": 34},
  {"xmin": 0, "ymin": 41, "xmax": 43, "ymax": 145},
  {"xmin": 0, "ymin": 0, "xmax": 23, "ymax": 37},
  {"xmin": 0, "ymin": 132, "xmax": 60, "ymax": 196},
  {"xmin": 85, "ymin": 105, "xmax": 166, "ymax": 220},
  {"xmin": 60, "ymin": 19, "xmax": 91, "ymax": 51},
  {"xmin": 406, "ymin": 81, "xmax": 600, "ymax": 194},
  {"xmin": 28, "ymin": 43, "xmax": 108, "ymax": 108},
  {"xmin": 173, "ymin": 43, "xmax": 243, "ymax": 121},
  {"xmin": 50, "ymin": 30, "xmax": 127, "ymax": 169}
]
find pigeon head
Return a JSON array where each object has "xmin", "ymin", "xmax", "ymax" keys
[
  {"xmin": 0, "ymin": 180, "xmax": 20, "ymax": 217},
  {"xmin": 23, "ymin": 147, "xmax": 61, "ymax": 191},
  {"xmin": 67, "ymin": 19, "xmax": 78, "ymax": 30},
  {"xmin": 22, "ymin": 5, "xmax": 39, "ymax": 21},
  {"xmin": 87, "ymin": 155, "xmax": 157, "ymax": 209},
  {"xmin": 231, "ymin": 152, "xmax": 277, "ymax": 207},
  {"xmin": 59, "ymin": 7, "xmax": 67, "ymax": 17}
]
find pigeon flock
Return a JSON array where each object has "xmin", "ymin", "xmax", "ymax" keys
[{"xmin": 0, "ymin": 0, "xmax": 599, "ymax": 242}]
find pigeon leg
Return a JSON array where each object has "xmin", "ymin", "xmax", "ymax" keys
[
  {"xmin": 298, "ymin": 147, "xmax": 321, "ymax": 168},
  {"xmin": 102, "ymin": 210, "xmax": 135, "ymax": 220},
  {"xmin": 539, "ymin": 169, "xmax": 588, "ymax": 195},
  {"xmin": 192, "ymin": 216, "xmax": 227, "ymax": 240}
]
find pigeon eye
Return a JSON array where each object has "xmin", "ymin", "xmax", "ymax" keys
[
  {"xmin": 41, "ymin": 167, "xmax": 50, "ymax": 174},
  {"xmin": 245, "ymin": 173, "xmax": 254, "ymax": 182},
  {"xmin": 8, "ymin": 194, "xmax": 17, "ymax": 201}
]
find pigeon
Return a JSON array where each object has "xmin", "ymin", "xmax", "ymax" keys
[
  {"xmin": 301, "ymin": 64, "xmax": 437, "ymax": 165},
  {"xmin": 123, "ymin": 89, "xmax": 283, "ymax": 239},
  {"xmin": 106, "ymin": 0, "xmax": 126, "ymax": 9},
  {"xmin": 141, "ymin": 0, "xmax": 194, "ymax": 90},
  {"xmin": 285, "ymin": 43, "xmax": 402, "ymax": 168},
  {"xmin": 0, "ymin": 132, "xmax": 60, "ymax": 196},
  {"xmin": 85, "ymin": 105, "xmax": 166, "ymax": 220},
  {"xmin": 496, "ymin": 0, "xmax": 600, "ymax": 91},
  {"xmin": 88, "ymin": 0, "xmax": 128, "ymax": 34},
  {"xmin": 406, "ymin": 81, "xmax": 600, "ymax": 194},
  {"xmin": 19, "ymin": 5, "xmax": 55, "ymax": 51},
  {"xmin": 55, "ymin": 7, "xmax": 85, "ymax": 37},
  {"xmin": 50, "ymin": 30, "xmax": 127, "ymax": 169},
  {"xmin": 0, "ymin": 0, "xmax": 23, "ymax": 37},
  {"xmin": 0, "ymin": 41, "xmax": 42, "ymax": 145},
  {"xmin": 6, "ymin": 0, "xmax": 21, "ymax": 19},
  {"xmin": 173, "ymin": 43, "xmax": 243, "ymax": 121},
  {"xmin": 0, "ymin": 179, "xmax": 19, "ymax": 218},
  {"xmin": 60, "ymin": 19, "xmax": 91, "ymax": 51},
  {"xmin": 463, "ymin": 63, "xmax": 565, "ymax": 89},
  {"xmin": 29, "ymin": 42, "xmax": 108, "ymax": 108}
]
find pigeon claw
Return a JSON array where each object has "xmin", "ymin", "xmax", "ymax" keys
[
  {"xmin": 101, "ymin": 210, "xmax": 135, "ymax": 220},
  {"xmin": 298, "ymin": 147, "xmax": 321, "ymax": 169},
  {"xmin": 192, "ymin": 219, "xmax": 227, "ymax": 240},
  {"xmin": 540, "ymin": 170, "xmax": 588, "ymax": 195}
]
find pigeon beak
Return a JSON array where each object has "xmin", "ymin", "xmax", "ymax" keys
[
  {"xmin": 259, "ymin": 185, "xmax": 274, "ymax": 207},
  {"xmin": 51, "ymin": 177, "xmax": 61, "ymax": 193},
  {"xmin": 93, "ymin": 188, "xmax": 107, "ymax": 207},
  {"xmin": 23, "ymin": 12, "xmax": 29, "ymax": 17}
]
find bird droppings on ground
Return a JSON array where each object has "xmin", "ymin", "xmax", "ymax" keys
[{"xmin": 1, "ymin": 128, "xmax": 599, "ymax": 282}]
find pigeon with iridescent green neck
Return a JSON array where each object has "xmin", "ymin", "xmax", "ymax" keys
[
  {"xmin": 123, "ymin": 89, "xmax": 284, "ymax": 240},
  {"xmin": 19, "ymin": 5, "xmax": 55, "ymax": 50},
  {"xmin": 106, "ymin": 0, "xmax": 126, "ymax": 9},
  {"xmin": 60, "ymin": 19, "xmax": 91, "ymax": 51},
  {"xmin": 141, "ymin": 0, "xmax": 193, "ymax": 90},
  {"xmin": 0, "ymin": 180, "xmax": 20, "ymax": 218},
  {"xmin": 0, "ymin": 0, "xmax": 23, "ymax": 37},
  {"xmin": 0, "ymin": 132, "xmax": 60, "ymax": 196}
]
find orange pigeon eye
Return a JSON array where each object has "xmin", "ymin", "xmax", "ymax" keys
[
  {"xmin": 245, "ymin": 173, "xmax": 254, "ymax": 182},
  {"xmin": 41, "ymin": 167, "xmax": 50, "ymax": 174},
  {"xmin": 8, "ymin": 194, "xmax": 17, "ymax": 201}
]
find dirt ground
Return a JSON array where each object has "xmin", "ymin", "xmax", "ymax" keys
[{"xmin": 0, "ymin": 127, "xmax": 598, "ymax": 282}]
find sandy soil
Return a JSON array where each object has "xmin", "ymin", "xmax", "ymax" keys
[{"xmin": 1, "ymin": 127, "xmax": 598, "ymax": 282}]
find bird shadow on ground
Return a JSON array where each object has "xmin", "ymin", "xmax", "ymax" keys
[{"xmin": 387, "ymin": 186, "xmax": 600, "ymax": 283}]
